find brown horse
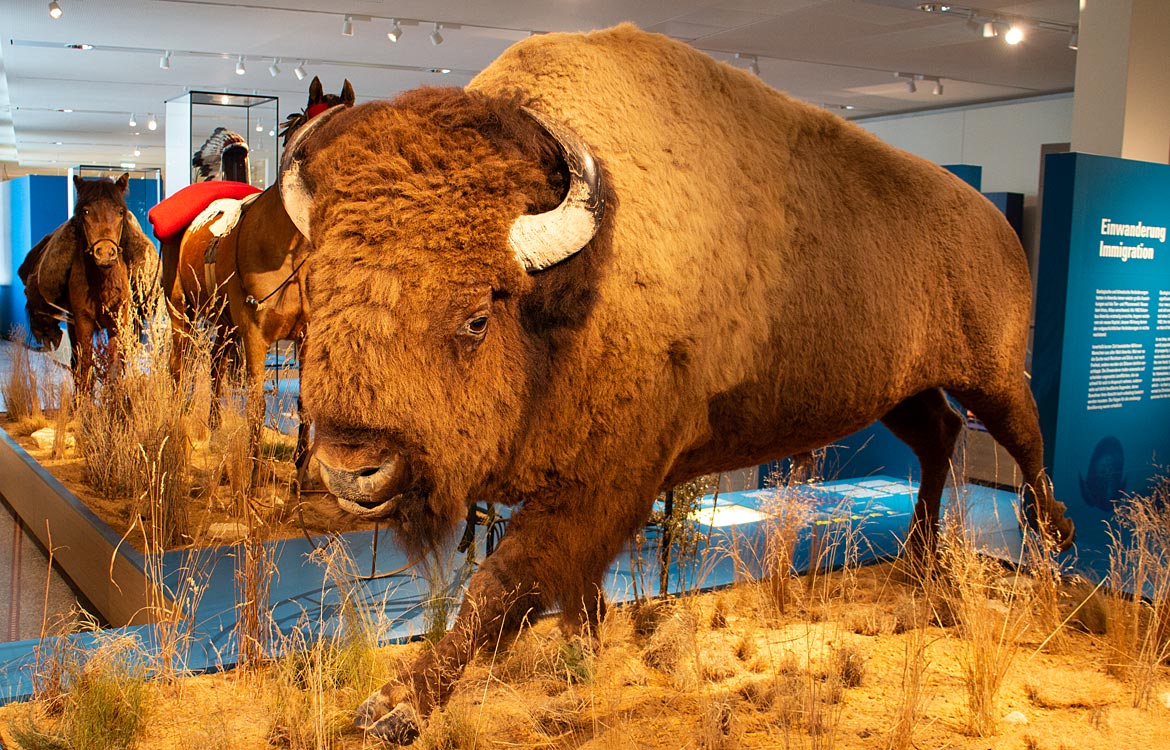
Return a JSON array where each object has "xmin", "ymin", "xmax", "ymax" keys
[
  {"xmin": 156, "ymin": 78, "xmax": 355, "ymax": 470},
  {"xmin": 19, "ymin": 174, "xmax": 159, "ymax": 392}
]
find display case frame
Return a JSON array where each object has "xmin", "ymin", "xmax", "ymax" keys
[{"xmin": 164, "ymin": 91, "xmax": 279, "ymax": 197}]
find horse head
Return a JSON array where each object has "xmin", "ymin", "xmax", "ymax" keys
[
  {"xmin": 72, "ymin": 173, "xmax": 130, "ymax": 268},
  {"xmin": 279, "ymin": 76, "xmax": 356, "ymax": 147}
]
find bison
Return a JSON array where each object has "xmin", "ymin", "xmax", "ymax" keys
[{"xmin": 278, "ymin": 25, "xmax": 1074, "ymax": 743}]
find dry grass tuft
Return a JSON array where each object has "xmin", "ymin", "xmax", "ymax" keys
[
  {"xmin": 699, "ymin": 690, "xmax": 741, "ymax": 749},
  {"xmin": 2, "ymin": 326, "xmax": 43, "ymax": 422},
  {"xmin": 1103, "ymin": 477, "xmax": 1170, "ymax": 708},
  {"xmin": 265, "ymin": 539, "xmax": 388, "ymax": 749},
  {"xmin": 13, "ymin": 633, "xmax": 150, "ymax": 750},
  {"xmin": 73, "ymin": 295, "xmax": 202, "ymax": 548}
]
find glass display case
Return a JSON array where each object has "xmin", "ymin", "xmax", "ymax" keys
[{"xmin": 164, "ymin": 91, "xmax": 279, "ymax": 197}]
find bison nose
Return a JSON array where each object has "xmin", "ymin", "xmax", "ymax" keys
[{"xmin": 318, "ymin": 454, "xmax": 411, "ymax": 510}]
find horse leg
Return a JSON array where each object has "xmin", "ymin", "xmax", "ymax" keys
[
  {"xmin": 293, "ymin": 336, "xmax": 311, "ymax": 475},
  {"xmin": 880, "ymin": 388, "xmax": 964, "ymax": 571},
  {"xmin": 70, "ymin": 318, "xmax": 95, "ymax": 395},
  {"xmin": 240, "ymin": 324, "xmax": 269, "ymax": 488}
]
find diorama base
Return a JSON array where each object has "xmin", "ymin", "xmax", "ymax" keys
[{"xmin": 0, "ymin": 422, "xmax": 1025, "ymax": 702}]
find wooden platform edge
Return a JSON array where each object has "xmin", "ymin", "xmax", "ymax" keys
[{"xmin": 0, "ymin": 428, "xmax": 165, "ymax": 627}]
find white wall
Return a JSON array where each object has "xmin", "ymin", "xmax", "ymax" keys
[
  {"xmin": 858, "ymin": 94, "xmax": 1073, "ymax": 194},
  {"xmin": 856, "ymin": 94, "xmax": 1074, "ymax": 283}
]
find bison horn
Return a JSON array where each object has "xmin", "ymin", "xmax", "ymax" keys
[
  {"xmin": 510, "ymin": 108, "xmax": 604, "ymax": 272},
  {"xmin": 278, "ymin": 103, "xmax": 348, "ymax": 239}
]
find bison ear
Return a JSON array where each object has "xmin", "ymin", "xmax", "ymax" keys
[
  {"xmin": 116, "ymin": 173, "xmax": 130, "ymax": 193},
  {"xmin": 279, "ymin": 104, "xmax": 348, "ymax": 240},
  {"xmin": 509, "ymin": 108, "xmax": 605, "ymax": 273},
  {"xmin": 72, "ymin": 175, "xmax": 84, "ymax": 193},
  {"xmin": 341, "ymin": 80, "xmax": 355, "ymax": 106},
  {"xmin": 308, "ymin": 76, "xmax": 324, "ymax": 104}
]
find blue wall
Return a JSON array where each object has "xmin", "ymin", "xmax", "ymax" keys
[
  {"xmin": 1, "ymin": 176, "xmax": 69, "ymax": 336},
  {"xmin": 1033, "ymin": 152, "xmax": 1170, "ymax": 576}
]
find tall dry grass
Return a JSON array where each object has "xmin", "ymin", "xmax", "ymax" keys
[
  {"xmin": 265, "ymin": 538, "xmax": 389, "ymax": 749},
  {"xmin": 1104, "ymin": 476, "xmax": 1170, "ymax": 708},
  {"xmin": 2, "ymin": 326, "xmax": 44, "ymax": 425},
  {"xmin": 73, "ymin": 292, "xmax": 209, "ymax": 547},
  {"xmin": 14, "ymin": 631, "xmax": 151, "ymax": 750},
  {"xmin": 938, "ymin": 494, "xmax": 1031, "ymax": 738}
]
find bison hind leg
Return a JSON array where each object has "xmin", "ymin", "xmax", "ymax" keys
[
  {"xmin": 951, "ymin": 379, "xmax": 1075, "ymax": 551},
  {"xmin": 880, "ymin": 388, "xmax": 964, "ymax": 571}
]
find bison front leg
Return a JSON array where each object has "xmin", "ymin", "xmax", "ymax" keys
[
  {"xmin": 356, "ymin": 541, "xmax": 543, "ymax": 744},
  {"xmin": 357, "ymin": 501, "xmax": 633, "ymax": 743}
]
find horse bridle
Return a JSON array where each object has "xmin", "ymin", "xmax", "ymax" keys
[{"xmin": 75, "ymin": 207, "xmax": 127, "ymax": 259}]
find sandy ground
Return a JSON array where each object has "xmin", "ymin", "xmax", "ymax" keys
[{"xmin": 1, "ymin": 560, "xmax": 1167, "ymax": 750}]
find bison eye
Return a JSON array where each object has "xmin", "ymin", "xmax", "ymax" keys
[{"xmin": 464, "ymin": 315, "xmax": 489, "ymax": 337}]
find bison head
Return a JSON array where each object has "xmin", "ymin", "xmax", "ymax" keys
[{"xmin": 280, "ymin": 88, "xmax": 604, "ymax": 549}]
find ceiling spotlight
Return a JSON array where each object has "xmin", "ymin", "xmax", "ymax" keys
[
  {"xmin": 160, "ymin": 51, "xmax": 171, "ymax": 70},
  {"xmin": 128, "ymin": 112, "xmax": 137, "ymax": 127},
  {"xmin": 294, "ymin": 60, "xmax": 307, "ymax": 80},
  {"xmin": 235, "ymin": 56, "xmax": 246, "ymax": 75},
  {"xmin": 430, "ymin": 22, "xmax": 444, "ymax": 46},
  {"xmin": 933, "ymin": 79, "xmax": 944, "ymax": 95},
  {"xmin": 48, "ymin": 1, "xmax": 62, "ymax": 19},
  {"xmin": 749, "ymin": 57, "xmax": 760, "ymax": 76},
  {"xmin": 147, "ymin": 113, "xmax": 157, "ymax": 131},
  {"xmin": 1068, "ymin": 28, "xmax": 1079, "ymax": 50},
  {"xmin": 964, "ymin": 11, "xmax": 981, "ymax": 34},
  {"xmin": 1004, "ymin": 24, "xmax": 1025, "ymax": 45},
  {"xmin": 387, "ymin": 19, "xmax": 403, "ymax": 42},
  {"xmin": 917, "ymin": 3, "xmax": 951, "ymax": 11},
  {"xmin": 895, "ymin": 72, "xmax": 919, "ymax": 94},
  {"xmin": 268, "ymin": 58, "xmax": 280, "ymax": 77},
  {"xmin": 342, "ymin": 15, "xmax": 354, "ymax": 37},
  {"xmin": 268, "ymin": 129, "xmax": 275, "ymax": 137},
  {"xmin": 256, "ymin": 121, "xmax": 264, "ymax": 132},
  {"xmin": 133, "ymin": 146, "xmax": 141, "ymax": 157},
  {"xmin": 982, "ymin": 20, "xmax": 998, "ymax": 38}
]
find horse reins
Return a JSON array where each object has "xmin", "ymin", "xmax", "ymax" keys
[{"xmin": 243, "ymin": 254, "xmax": 310, "ymax": 311}]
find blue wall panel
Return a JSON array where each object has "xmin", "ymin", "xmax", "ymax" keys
[
  {"xmin": 0, "ymin": 176, "xmax": 69, "ymax": 336},
  {"xmin": 1033, "ymin": 152, "xmax": 1170, "ymax": 577}
]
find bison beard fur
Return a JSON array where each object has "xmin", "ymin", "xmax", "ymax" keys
[{"xmin": 279, "ymin": 24, "xmax": 1075, "ymax": 743}]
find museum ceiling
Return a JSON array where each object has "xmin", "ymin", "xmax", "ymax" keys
[{"xmin": 0, "ymin": 0, "xmax": 1079, "ymax": 173}]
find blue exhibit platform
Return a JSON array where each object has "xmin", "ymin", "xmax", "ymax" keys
[{"xmin": 0, "ymin": 472, "xmax": 1025, "ymax": 703}]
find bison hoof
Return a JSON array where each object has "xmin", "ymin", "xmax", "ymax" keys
[
  {"xmin": 366, "ymin": 702, "xmax": 421, "ymax": 746},
  {"xmin": 354, "ymin": 691, "xmax": 391, "ymax": 729}
]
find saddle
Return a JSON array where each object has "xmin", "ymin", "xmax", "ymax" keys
[
  {"xmin": 191, "ymin": 192, "xmax": 262, "ymax": 293},
  {"xmin": 148, "ymin": 181, "xmax": 262, "ymax": 244}
]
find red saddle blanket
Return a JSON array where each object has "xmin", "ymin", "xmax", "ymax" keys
[{"xmin": 148, "ymin": 181, "xmax": 262, "ymax": 243}]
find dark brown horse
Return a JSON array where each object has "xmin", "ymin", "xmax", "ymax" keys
[
  {"xmin": 156, "ymin": 78, "xmax": 355, "ymax": 471},
  {"xmin": 19, "ymin": 174, "xmax": 159, "ymax": 391}
]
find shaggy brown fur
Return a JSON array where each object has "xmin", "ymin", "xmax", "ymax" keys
[
  {"xmin": 160, "ymin": 78, "xmax": 355, "ymax": 468},
  {"xmin": 20, "ymin": 174, "xmax": 158, "ymax": 391},
  {"xmin": 280, "ymin": 25, "xmax": 1075, "ymax": 742}
]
